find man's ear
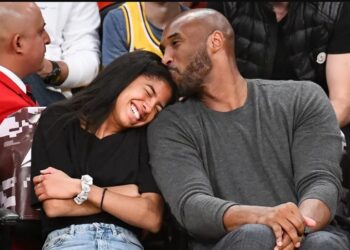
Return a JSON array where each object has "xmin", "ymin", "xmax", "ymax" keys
[
  {"xmin": 207, "ymin": 31, "xmax": 224, "ymax": 53},
  {"xmin": 12, "ymin": 34, "xmax": 24, "ymax": 54}
]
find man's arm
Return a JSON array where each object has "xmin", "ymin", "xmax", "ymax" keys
[
  {"xmin": 38, "ymin": 3, "xmax": 101, "ymax": 88},
  {"xmin": 292, "ymin": 82, "xmax": 343, "ymax": 225},
  {"xmin": 147, "ymin": 109, "xmax": 310, "ymax": 246},
  {"xmin": 326, "ymin": 53, "xmax": 350, "ymax": 128},
  {"xmin": 326, "ymin": 2, "xmax": 350, "ymax": 128},
  {"xmin": 148, "ymin": 111, "xmax": 235, "ymax": 240},
  {"xmin": 298, "ymin": 199, "xmax": 331, "ymax": 232}
]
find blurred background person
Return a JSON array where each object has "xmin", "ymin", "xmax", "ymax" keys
[
  {"xmin": 24, "ymin": 2, "xmax": 101, "ymax": 106},
  {"xmin": 0, "ymin": 2, "xmax": 50, "ymax": 124},
  {"xmin": 102, "ymin": 2, "xmax": 188, "ymax": 67},
  {"xmin": 207, "ymin": 2, "xmax": 350, "ymax": 147}
]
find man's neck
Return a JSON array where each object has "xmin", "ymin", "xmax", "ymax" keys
[
  {"xmin": 270, "ymin": 2, "xmax": 289, "ymax": 22},
  {"xmin": 200, "ymin": 72, "xmax": 248, "ymax": 112},
  {"xmin": 0, "ymin": 64, "xmax": 27, "ymax": 93},
  {"xmin": 144, "ymin": 2, "xmax": 182, "ymax": 30},
  {"xmin": 0, "ymin": 59, "xmax": 25, "ymax": 79}
]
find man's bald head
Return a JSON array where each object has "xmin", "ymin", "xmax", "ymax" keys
[
  {"xmin": 164, "ymin": 8, "xmax": 235, "ymax": 53},
  {"xmin": 0, "ymin": 3, "xmax": 42, "ymax": 44},
  {"xmin": 0, "ymin": 2, "xmax": 50, "ymax": 78},
  {"xmin": 160, "ymin": 8, "xmax": 239, "ymax": 97}
]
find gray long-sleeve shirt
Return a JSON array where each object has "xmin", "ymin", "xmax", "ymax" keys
[{"xmin": 147, "ymin": 79, "xmax": 343, "ymax": 243}]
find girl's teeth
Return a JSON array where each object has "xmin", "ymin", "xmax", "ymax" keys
[{"xmin": 131, "ymin": 105, "xmax": 140, "ymax": 119}]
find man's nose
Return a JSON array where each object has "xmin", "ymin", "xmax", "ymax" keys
[
  {"xmin": 44, "ymin": 30, "xmax": 51, "ymax": 45},
  {"xmin": 162, "ymin": 50, "xmax": 173, "ymax": 66}
]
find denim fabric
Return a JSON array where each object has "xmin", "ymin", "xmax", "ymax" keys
[
  {"xmin": 24, "ymin": 73, "xmax": 65, "ymax": 106},
  {"xmin": 192, "ymin": 224, "xmax": 349, "ymax": 250},
  {"xmin": 43, "ymin": 223, "xmax": 143, "ymax": 250},
  {"xmin": 211, "ymin": 224, "xmax": 276, "ymax": 250},
  {"xmin": 300, "ymin": 225, "xmax": 350, "ymax": 250}
]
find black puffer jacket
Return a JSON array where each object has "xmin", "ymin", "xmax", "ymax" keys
[{"xmin": 209, "ymin": 2, "xmax": 343, "ymax": 93}]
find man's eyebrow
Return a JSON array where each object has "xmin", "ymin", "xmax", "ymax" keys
[
  {"xmin": 167, "ymin": 33, "xmax": 180, "ymax": 40},
  {"xmin": 160, "ymin": 33, "xmax": 180, "ymax": 49}
]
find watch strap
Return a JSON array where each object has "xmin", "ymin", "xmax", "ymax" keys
[{"xmin": 43, "ymin": 60, "xmax": 61, "ymax": 86}]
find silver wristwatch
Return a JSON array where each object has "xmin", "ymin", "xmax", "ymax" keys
[{"xmin": 74, "ymin": 175, "xmax": 93, "ymax": 205}]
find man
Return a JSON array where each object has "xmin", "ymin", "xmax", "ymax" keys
[
  {"xmin": 102, "ymin": 2, "xmax": 187, "ymax": 66},
  {"xmin": 25, "ymin": 2, "xmax": 101, "ymax": 106},
  {"xmin": 0, "ymin": 2, "xmax": 50, "ymax": 123},
  {"xmin": 147, "ymin": 9, "xmax": 349, "ymax": 250}
]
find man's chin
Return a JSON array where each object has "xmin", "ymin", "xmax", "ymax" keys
[{"xmin": 171, "ymin": 75, "xmax": 182, "ymax": 86}]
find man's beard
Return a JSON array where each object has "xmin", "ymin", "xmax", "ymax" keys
[{"xmin": 174, "ymin": 46, "xmax": 212, "ymax": 97}]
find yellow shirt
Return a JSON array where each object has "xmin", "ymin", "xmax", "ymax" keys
[{"xmin": 120, "ymin": 2, "xmax": 162, "ymax": 57}]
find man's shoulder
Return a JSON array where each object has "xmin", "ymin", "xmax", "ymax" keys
[
  {"xmin": 250, "ymin": 78, "xmax": 322, "ymax": 93},
  {"xmin": 0, "ymin": 76, "xmax": 24, "ymax": 98},
  {"xmin": 151, "ymin": 99, "xmax": 199, "ymax": 127},
  {"xmin": 249, "ymin": 79, "xmax": 326, "ymax": 106},
  {"xmin": 160, "ymin": 99, "xmax": 197, "ymax": 116}
]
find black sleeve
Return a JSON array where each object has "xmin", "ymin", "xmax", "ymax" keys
[
  {"xmin": 30, "ymin": 112, "xmax": 51, "ymax": 208},
  {"xmin": 136, "ymin": 128, "xmax": 160, "ymax": 194},
  {"xmin": 327, "ymin": 2, "xmax": 350, "ymax": 54},
  {"xmin": 30, "ymin": 107, "xmax": 73, "ymax": 208}
]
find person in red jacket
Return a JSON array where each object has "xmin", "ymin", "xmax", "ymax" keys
[{"xmin": 0, "ymin": 2, "xmax": 50, "ymax": 124}]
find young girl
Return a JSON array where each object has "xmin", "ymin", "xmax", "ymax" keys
[{"xmin": 31, "ymin": 50, "xmax": 177, "ymax": 249}]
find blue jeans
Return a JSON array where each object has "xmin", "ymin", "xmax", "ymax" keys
[
  {"xmin": 24, "ymin": 73, "xmax": 65, "ymax": 106},
  {"xmin": 43, "ymin": 223, "xmax": 143, "ymax": 250},
  {"xmin": 192, "ymin": 224, "xmax": 349, "ymax": 250}
]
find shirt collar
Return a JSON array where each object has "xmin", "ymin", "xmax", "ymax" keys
[{"xmin": 0, "ymin": 65, "xmax": 26, "ymax": 93}]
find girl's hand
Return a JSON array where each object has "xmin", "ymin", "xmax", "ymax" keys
[{"xmin": 33, "ymin": 167, "xmax": 81, "ymax": 201}]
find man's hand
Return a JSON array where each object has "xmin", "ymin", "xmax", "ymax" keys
[
  {"xmin": 224, "ymin": 202, "xmax": 316, "ymax": 249},
  {"xmin": 256, "ymin": 202, "xmax": 310, "ymax": 249},
  {"xmin": 274, "ymin": 216, "xmax": 316, "ymax": 250},
  {"xmin": 33, "ymin": 167, "xmax": 80, "ymax": 201}
]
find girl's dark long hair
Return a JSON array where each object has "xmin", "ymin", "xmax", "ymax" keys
[{"xmin": 47, "ymin": 50, "xmax": 177, "ymax": 134}]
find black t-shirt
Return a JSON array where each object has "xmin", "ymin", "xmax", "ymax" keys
[
  {"xmin": 31, "ymin": 106, "xmax": 159, "ymax": 238},
  {"xmin": 327, "ymin": 2, "xmax": 350, "ymax": 53},
  {"xmin": 272, "ymin": 2, "xmax": 350, "ymax": 80}
]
